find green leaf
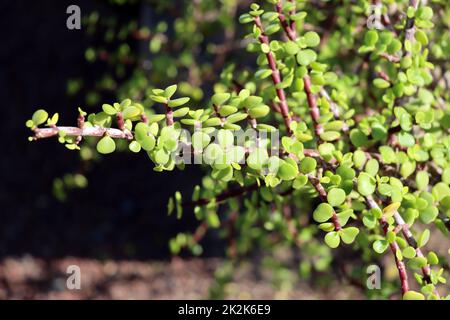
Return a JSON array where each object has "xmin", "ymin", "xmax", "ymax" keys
[
  {"xmin": 383, "ymin": 202, "xmax": 400, "ymax": 219},
  {"xmin": 327, "ymin": 188, "xmax": 346, "ymax": 207},
  {"xmin": 403, "ymin": 291, "xmax": 425, "ymax": 300},
  {"xmin": 285, "ymin": 41, "xmax": 299, "ymax": 55},
  {"xmin": 211, "ymin": 93, "xmax": 230, "ymax": 106},
  {"xmin": 32, "ymin": 109, "xmax": 49, "ymax": 126},
  {"xmin": 324, "ymin": 231, "xmax": 340, "ymax": 248},
  {"xmin": 373, "ymin": 239, "xmax": 389, "ymax": 254},
  {"xmin": 296, "ymin": 49, "xmax": 317, "ymax": 66},
  {"xmin": 403, "ymin": 246, "xmax": 417, "ymax": 259},
  {"xmin": 313, "ymin": 203, "xmax": 334, "ymax": 223},
  {"xmin": 418, "ymin": 229, "xmax": 430, "ymax": 248},
  {"xmin": 154, "ymin": 148, "xmax": 170, "ymax": 165},
  {"xmin": 192, "ymin": 131, "xmax": 211, "ymax": 150},
  {"xmin": 122, "ymin": 106, "xmax": 141, "ymax": 119},
  {"xmin": 164, "ymin": 84, "xmax": 177, "ymax": 98},
  {"xmin": 277, "ymin": 160, "xmax": 298, "ymax": 181},
  {"xmin": 238, "ymin": 13, "xmax": 253, "ymax": 24},
  {"xmin": 320, "ymin": 131, "xmax": 340, "ymax": 141},
  {"xmin": 432, "ymin": 182, "xmax": 450, "ymax": 202},
  {"xmin": 290, "ymin": 11, "xmax": 307, "ymax": 21},
  {"xmin": 96, "ymin": 136, "xmax": 116, "ymax": 154},
  {"xmin": 416, "ymin": 6, "xmax": 433, "ymax": 20},
  {"xmin": 248, "ymin": 105, "xmax": 270, "ymax": 118},
  {"xmin": 172, "ymin": 107, "xmax": 189, "ymax": 118},
  {"xmin": 415, "ymin": 30, "xmax": 428, "ymax": 45},
  {"xmin": 304, "ymin": 31, "xmax": 320, "ymax": 47},
  {"xmin": 102, "ymin": 104, "xmax": 117, "ymax": 115},
  {"xmin": 427, "ymin": 251, "xmax": 439, "ymax": 265},
  {"xmin": 350, "ymin": 129, "xmax": 368, "ymax": 147},
  {"xmin": 419, "ymin": 206, "xmax": 438, "ymax": 224},
  {"xmin": 217, "ymin": 129, "xmax": 234, "ymax": 148},
  {"xmin": 150, "ymin": 95, "xmax": 168, "ymax": 104},
  {"xmin": 227, "ymin": 112, "xmax": 248, "ymax": 124},
  {"xmin": 365, "ymin": 159, "xmax": 379, "ymax": 176},
  {"xmin": 300, "ymin": 157, "xmax": 317, "ymax": 174},
  {"xmin": 255, "ymin": 69, "xmax": 273, "ymax": 79},
  {"xmin": 364, "ymin": 30, "xmax": 378, "ymax": 46},
  {"xmin": 373, "ymin": 78, "xmax": 390, "ymax": 89},
  {"xmin": 407, "ymin": 256, "xmax": 427, "ymax": 269},
  {"xmin": 140, "ymin": 135, "xmax": 156, "ymax": 151},
  {"xmin": 219, "ymin": 105, "xmax": 238, "ymax": 117},
  {"xmin": 398, "ymin": 132, "xmax": 415, "ymax": 147},
  {"xmin": 357, "ymin": 172, "xmax": 376, "ymax": 196},
  {"xmin": 203, "ymin": 117, "xmax": 222, "ymax": 127},
  {"xmin": 148, "ymin": 114, "xmax": 166, "ymax": 123},
  {"xmin": 129, "ymin": 141, "xmax": 141, "ymax": 153},
  {"xmin": 293, "ymin": 175, "xmax": 308, "ymax": 189},
  {"xmin": 247, "ymin": 148, "xmax": 268, "ymax": 171},
  {"xmin": 415, "ymin": 171, "xmax": 429, "ymax": 190},
  {"xmin": 168, "ymin": 97, "xmax": 190, "ymax": 108},
  {"xmin": 340, "ymin": 227, "xmax": 359, "ymax": 244}
]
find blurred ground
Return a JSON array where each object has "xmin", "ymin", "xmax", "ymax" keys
[{"xmin": 0, "ymin": 256, "xmax": 363, "ymax": 300}]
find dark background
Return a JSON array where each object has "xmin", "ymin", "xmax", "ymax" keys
[{"xmin": 0, "ymin": 0, "xmax": 214, "ymax": 260}]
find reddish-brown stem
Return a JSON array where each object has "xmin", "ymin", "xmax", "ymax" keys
[
  {"xmin": 304, "ymin": 75, "xmax": 324, "ymax": 138},
  {"xmin": 192, "ymin": 221, "xmax": 208, "ymax": 243},
  {"xmin": 288, "ymin": 0, "xmax": 297, "ymax": 32},
  {"xmin": 274, "ymin": 5, "xmax": 347, "ymax": 136},
  {"xmin": 227, "ymin": 211, "xmax": 238, "ymax": 259},
  {"xmin": 116, "ymin": 112, "xmax": 125, "ymax": 131},
  {"xmin": 307, "ymin": 174, "xmax": 342, "ymax": 231},
  {"xmin": 365, "ymin": 196, "xmax": 409, "ymax": 295},
  {"xmin": 275, "ymin": 2, "xmax": 297, "ymax": 40},
  {"xmin": 165, "ymin": 103, "xmax": 174, "ymax": 126},
  {"xmin": 254, "ymin": 16, "xmax": 293, "ymax": 134},
  {"xmin": 379, "ymin": 52, "xmax": 400, "ymax": 63},
  {"xmin": 76, "ymin": 112, "xmax": 85, "ymax": 144},
  {"xmin": 377, "ymin": 70, "xmax": 390, "ymax": 82},
  {"xmin": 393, "ymin": 212, "xmax": 436, "ymax": 291},
  {"xmin": 182, "ymin": 183, "xmax": 259, "ymax": 207},
  {"xmin": 404, "ymin": 0, "xmax": 419, "ymax": 58},
  {"xmin": 213, "ymin": 104, "xmax": 226, "ymax": 127},
  {"xmin": 382, "ymin": 217, "xmax": 409, "ymax": 295},
  {"xmin": 140, "ymin": 113, "xmax": 149, "ymax": 124}
]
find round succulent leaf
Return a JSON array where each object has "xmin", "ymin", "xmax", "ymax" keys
[
  {"xmin": 300, "ymin": 157, "xmax": 317, "ymax": 174},
  {"xmin": 327, "ymin": 188, "xmax": 346, "ymax": 207},
  {"xmin": 96, "ymin": 136, "xmax": 116, "ymax": 154},
  {"xmin": 339, "ymin": 227, "xmax": 359, "ymax": 244},
  {"xmin": 211, "ymin": 93, "xmax": 230, "ymax": 106},
  {"xmin": 303, "ymin": 31, "xmax": 320, "ymax": 47},
  {"xmin": 277, "ymin": 160, "xmax": 298, "ymax": 181},
  {"xmin": 403, "ymin": 291, "xmax": 425, "ymax": 300},
  {"xmin": 402, "ymin": 246, "xmax": 417, "ymax": 259},
  {"xmin": 129, "ymin": 141, "xmax": 141, "ymax": 153},
  {"xmin": 313, "ymin": 203, "xmax": 334, "ymax": 223},
  {"xmin": 324, "ymin": 231, "xmax": 340, "ymax": 248},
  {"xmin": 373, "ymin": 239, "xmax": 389, "ymax": 254},
  {"xmin": 296, "ymin": 49, "xmax": 317, "ymax": 66},
  {"xmin": 102, "ymin": 104, "xmax": 117, "ymax": 116},
  {"xmin": 168, "ymin": 97, "xmax": 190, "ymax": 108},
  {"xmin": 357, "ymin": 172, "xmax": 376, "ymax": 196}
]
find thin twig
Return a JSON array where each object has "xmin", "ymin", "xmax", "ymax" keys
[{"xmin": 254, "ymin": 16, "xmax": 293, "ymax": 133}]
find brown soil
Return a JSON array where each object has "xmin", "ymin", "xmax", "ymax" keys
[{"xmin": 0, "ymin": 256, "xmax": 363, "ymax": 300}]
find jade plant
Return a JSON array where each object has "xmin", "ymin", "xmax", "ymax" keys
[
  {"xmin": 55, "ymin": 0, "xmax": 246, "ymax": 200},
  {"xmin": 27, "ymin": 0, "xmax": 449, "ymax": 299}
]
